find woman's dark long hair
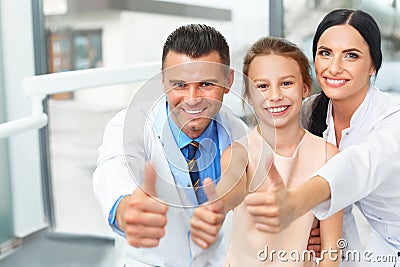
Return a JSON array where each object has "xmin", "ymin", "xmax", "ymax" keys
[{"xmin": 308, "ymin": 9, "xmax": 382, "ymax": 136}]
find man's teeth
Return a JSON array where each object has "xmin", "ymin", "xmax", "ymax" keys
[
  {"xmin": 327, "ymin": 78, "xmax": 346, "ymax": 85},
  {"xmin": 268, "ymin": 106, "xmax": 288, "ymax": 113},
  {"xmin": 185, "ymin": 109, "xmax": 203, "ymax": 114}
]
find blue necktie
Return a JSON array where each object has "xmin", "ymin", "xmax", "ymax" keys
[{"xmin": 187, "ymin": 141, "xmax": 200, "ymax": 192}]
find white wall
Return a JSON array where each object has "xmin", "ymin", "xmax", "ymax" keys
[{"xmin": 1, "ymin": 1, "xmax": 47, "ymax": 237}]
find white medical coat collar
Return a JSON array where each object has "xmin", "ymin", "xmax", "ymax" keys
[{"xmin": 324, "ymin": 85, "xmax": 375, "ymax": 143}]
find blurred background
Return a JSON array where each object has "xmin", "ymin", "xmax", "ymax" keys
[{"xmin": 0, "ymin": 0, "xmax": 399, "ymax": 266}]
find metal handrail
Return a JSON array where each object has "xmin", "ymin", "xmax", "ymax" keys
[{"xmin": 0, "ymin": 62, "xmax": 160, "ymax": 139}]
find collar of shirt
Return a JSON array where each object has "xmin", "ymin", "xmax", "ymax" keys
[
  {"xmin": 324, "ymin": 86, "xmax": 373, "ymax": 148},
  {"xmin": 150, "ymin": 96, "xmax": 230, "ymax": 152}
]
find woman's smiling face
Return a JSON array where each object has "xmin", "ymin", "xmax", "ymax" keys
[{"xmin": 314, "ymin": 24, "xmax": 375, "ymax": 103}]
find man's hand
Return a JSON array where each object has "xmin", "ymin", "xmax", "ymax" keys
[
  {"xmin": 190, "ymin": 178, "xmax": 225, "ymax": 249},
  {"xmin": 116, "ymin": 161, "xmax": 168, "ymax": 248},
  {"xmin": 244, "ymin": 164, "xmax": 296, "ymax": 233},
  {"xmin": 307, "ymin": 226, "xmax": 321, "ymax": 257}
]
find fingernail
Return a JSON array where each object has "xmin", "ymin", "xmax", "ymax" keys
[{"xmin": 199, "ymin": 240, "xmax": 207, "ymax": 248}]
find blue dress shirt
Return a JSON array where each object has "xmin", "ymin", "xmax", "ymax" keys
[{"xmin": 167, "ymin": 111, "xmax": 221, "ymax": 204}]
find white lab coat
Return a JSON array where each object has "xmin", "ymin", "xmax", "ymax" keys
[
  {"xmin": 93, "ymin": 98, "xmax": 247, "ymax": 267},
  {"xmin": 301, "ymin": 86, "xmax": 400, "ymax": 266}
]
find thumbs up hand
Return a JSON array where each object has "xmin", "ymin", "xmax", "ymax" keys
[
  {"xmin": 190, "ymin": 178, "xmax": 225, "ymax": 249},
  {"xmin": 116, "ymin": 161, "xmax": 168, "ymax": 248},
  {"xmin": 244, "ymin": 163, "xmax": 295, "ymax": 233}
]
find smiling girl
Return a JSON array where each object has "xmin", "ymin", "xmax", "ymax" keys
[{"xmin": 190, "ymin": 37, "xmax": 343, "ymax": 266}]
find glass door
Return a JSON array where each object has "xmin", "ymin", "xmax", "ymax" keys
[
  {"xmin": 0, "ymin": 3, "xmax": 14, "ymax": 243},
  {"xmin": 0, "ymin": 138, "xmax": 13, "ymax": 245}
]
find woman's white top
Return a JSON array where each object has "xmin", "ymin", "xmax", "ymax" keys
[{"xmin": 301, "ymin": 86, "xmax": 400, "ymax": 265}]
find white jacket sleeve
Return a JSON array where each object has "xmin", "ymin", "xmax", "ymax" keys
[
  {"xmin": 92, "ymin": 108, "xmax": 147, "ymax": 220},
  {"xmin": 312, "ymin": 109, "xmax": 400, "ymax": 219}
]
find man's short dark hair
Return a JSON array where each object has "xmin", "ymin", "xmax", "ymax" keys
[{"xmin": 162, "ymin": 24, "xmax": 230, "ymax": 69}]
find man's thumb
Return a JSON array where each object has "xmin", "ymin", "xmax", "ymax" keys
[
  {"xmin": 268, "ymin": 164, "xmax": 285, "ymax": 192},
  {"xmin": 142, "ymin": 161, "xmax": 157, "ymax": 196}
]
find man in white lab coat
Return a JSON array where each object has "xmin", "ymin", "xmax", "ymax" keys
[{"xmin": 93, "ymin": 24, "xmax": 247, "ymax": 266}]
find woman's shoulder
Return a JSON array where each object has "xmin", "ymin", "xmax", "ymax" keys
[
  {"xmin": 371, "ymin": 86, "xmax": 400, "ymax": 110},
  {"xmin": 366, "ymin": 86, "xmax": 400, "ymax": 124}
]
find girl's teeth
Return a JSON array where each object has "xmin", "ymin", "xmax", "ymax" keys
[{"xmin": 268, "ymin": 106, "xmax": 288, "ymax": 113}]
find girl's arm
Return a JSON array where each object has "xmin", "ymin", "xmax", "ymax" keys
[
  {"xmin": 318, "ymin": 210, "xmax": 343, "ymax": 267},
  {"xmin": 190, "ymin": 142, "xmax": 249, "ymax": 248},
  {"xmin": 216, "ymin": 142, "xmax": 249, "ymax": 213},
  {"xmin": 318, "ymin": 142, "xmax": 343, "ymax": 267}
]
